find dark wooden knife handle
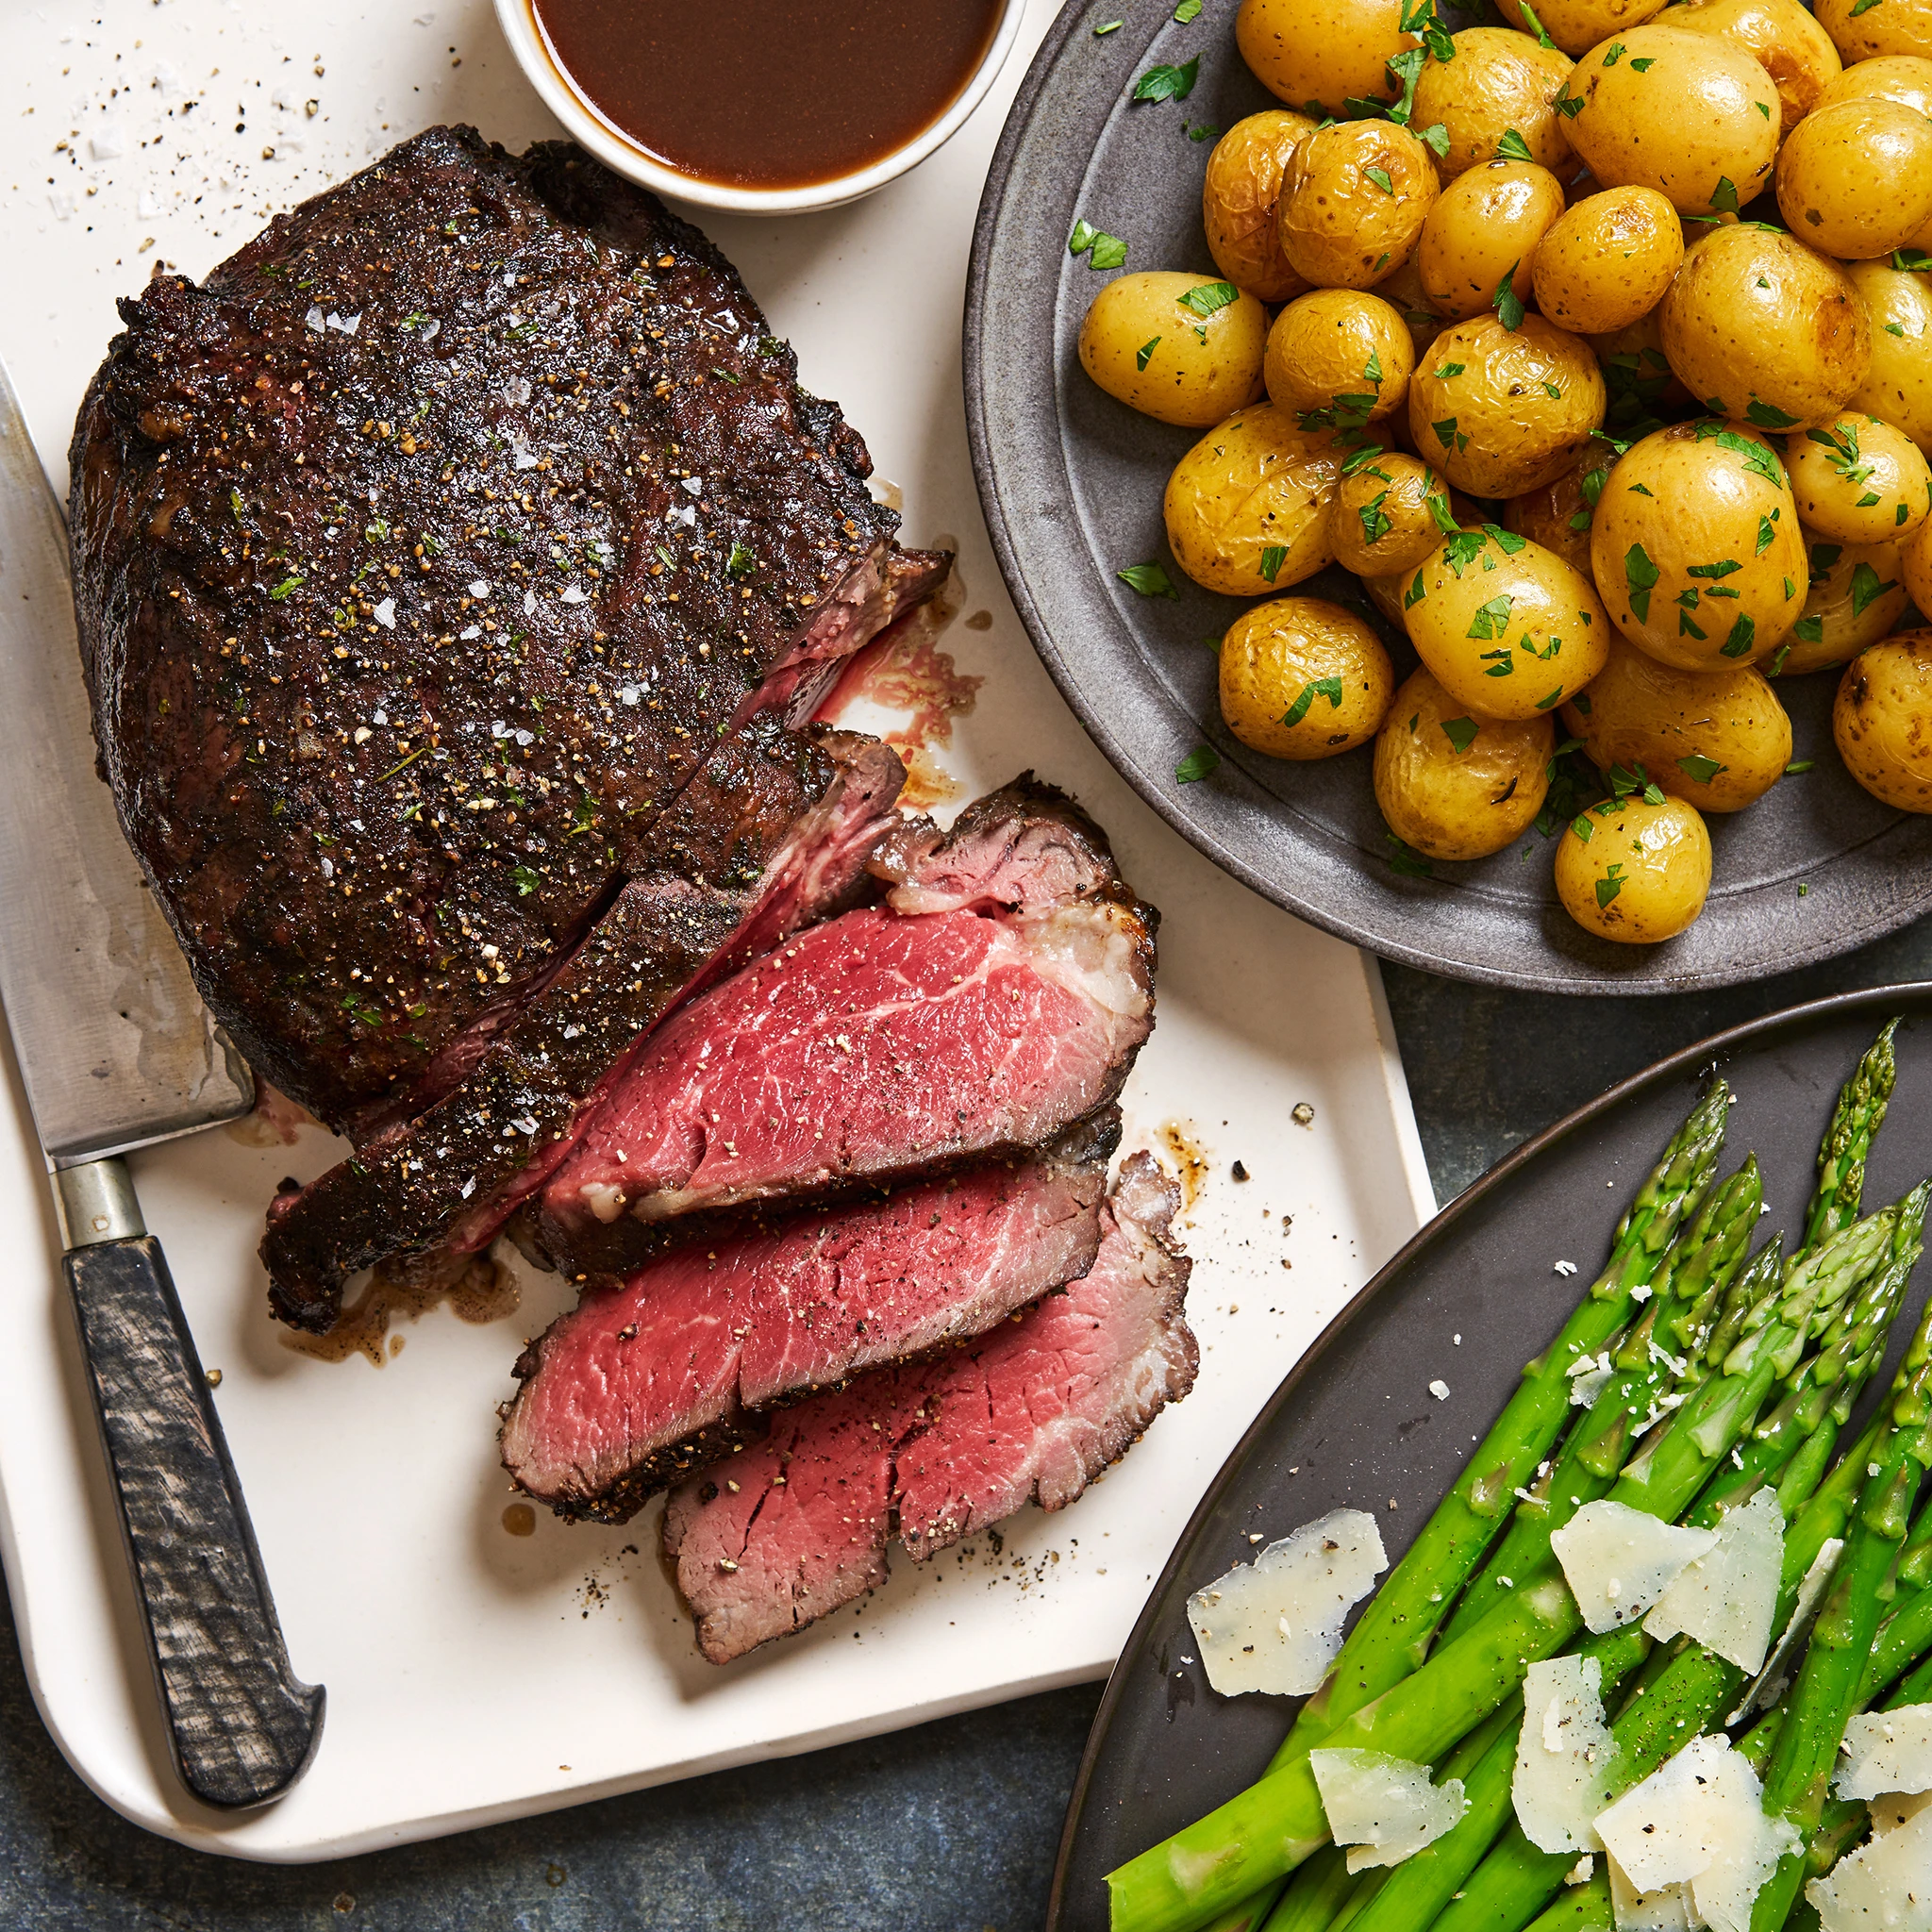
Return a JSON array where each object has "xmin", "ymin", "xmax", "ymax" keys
[{"xmin": 64, "ymin": 1235, "xmax": 324, "ymax": 1807}]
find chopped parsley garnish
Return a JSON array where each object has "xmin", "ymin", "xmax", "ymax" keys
[
  {"xmin": 1364, "ymin": 166, "xmax": 1395, "ymax": 194},
  {"xmin": 1719, "ymin": 614, "xmax": 1757, "ymax": 658},
  {"xmin": 1596, "ymin": 863, "xmax": 1626, "ymax": 908},
  {"xmin": 1790, "ymin": 615, "xmax": 1824, "ymax": 644},
  {"xmin": 1746, "ymin": 398, "xmax": 1803, "ymax": 429},
  {"xmin": 1434, "ymin": 362, "xmax": 1466, "ymax": 379},
  {"xmin": 1093, "ymin": 17, "xmax": 1123, "ymax": 32},
  {"xmin": 1090, "ymin": 232, "xmax": 1129, "ymax": 270},
  {"xmin": 1434, "ymin": 416, "xmax": 1470, "ymax": 453},
  {"xmin": 1709, "ymin": 176, "xmax": 1740, "ymax": 217},
  {"xmin": 1624, "ymin": 544, "xmax": 1660, "ymax": 620},
  {"xmin": 1387, "ymin": 834, "xmax": 1434, "ymax": 879},
  {"xmin": 1118, "ymin": 561, "xmax": 1178, "ymax": 598},
  {"xmin": 1542, "ymin": 382, "xmax": 1563, "ymax": 399},
  {"xmin": 1482, "ymin": 523, "xmax": 1528, "ymax": 555},
  {"xmin": 1258, "ymin": 543, "xmax": 1291, "ymax": 583},
  {"xmin": 1068, "ymin": 220, "xmax": 1097, "ymax": 255},
  {"xmin": 1440, "ymin": 715, "xmax": 1479, "ymax": 754},
  {"xmin": 1427, "ymin": 491, "xmax": 1460, "ymax": 535},
  {"xmin": 1417, "ymin": 122, "xmax": 1451, "ymax": 158},
  {"xmin": 1756, "ymin": 100, "xmax": 1772, "ymax": 119},
  {"xmin": 1628, "ymin": 56, "xmax": 1655, "ymax": 71},
  {"xmin": 1358, "ymin": 492, "xmax": 1394, "ymax": 546},
  {"xmin": 269, "ymin": 575, "xmax": 304, "ymax": 600},
  {"xmin": 1492, "ymin": 266, "xmax": 1526, "ymax": 331},
  {"xmin": 1687, "ymin": 559, "xmax": 1741, "ymax": 578},
  {"xmin": 1468, "ymin": 594, "xmax": 1514, "ymax": 640},
  {"xmin": 1174, "ymin": 0, "xmax": 1202, "ymax": 19},
  {"xmin": 1786, "ymin": 758, "xmax": 1817, "ymax": 774},
  {"xmin": 1282, "ymin": 676, "xmax": 1346, "ymax": 726},
  {"xmin": 1602, "ymin": 41, "xmax": 1624, "ymax": 63},
  {"xmin": 1893, "ymin": 248, "xmax": 1932, "ymax": 273},
  {"xmin": 1341, "ymin": 442, "xmax": 1391, "ymax": 476},
  {"xmin": 1137, "ymin": 337, "xmax": 1161, "ymax": 371},
  {"xmin": 1441, "ymin": 529, "xmax": 1487, "ymax": 575},
  {"xmin": 512, "ymin": 865, "xmax": 541, "ymax": 896},
  {"xmin": 727, "ymin": 540, "xmax": 758, "ymax": 577},
  {"xmin": 1553, "ymin": 89, "xmax": 1584, "ymax": 118},
  {"xmin": 1757, "ymin": 515, "xmax": 1777, "ymax": 555},
  {"xmin": 1174, "ymin": 745, "xmax": 1220, "ymax": 784},
  {"xmin": 1494, "ymin": 127, "xmax": 1534, "ymax": 162},
  {"xmin": 1851, "ymin": 560, "xmax": 1899, "ymax": 615},
  {"xmin": 1570, "ymin": 814, "xmax": 1593, "ymax": 843},
  {"xmin": 1178, "ymin": 280, "xmax": 1241, "ymax": 318},
  {"xmin": 1385, "ymin": 46, "xmax": 1426, "ymax": 125},
  {"xmin": 1132, "ymin": 56, "xmax": 1201, "ymax": 102},
  {"xmin": 1677, "ymin": 754, "xmax": 1728, "ymax": 785},
  {"xmin": 1518, "ymin": 1, "xmax": 1556, "ymax": 47}
]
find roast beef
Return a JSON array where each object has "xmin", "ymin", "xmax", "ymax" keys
[
  {"xmin": 528, "ymin": 779, "xmax": 1157, "ymax": 1280},
  {"xmin": 259, "ymin": 724, "xmax": 906, "ymax": 1331},
  {"xmin": 69, "ymin": 124, "xmax": 944, "ymax": 1136},
  {"xmin": 498, "ymin": 1110, "xmax": 1120, "ymax": 1522},
  {"xmin": 661, "ymin": 1152, "xmax": 1196, "ymax": 1664}
]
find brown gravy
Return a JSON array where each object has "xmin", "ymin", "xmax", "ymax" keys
[{"xmin": 530, "ymin": 0, "xmax": 1005, "ymax": 191}]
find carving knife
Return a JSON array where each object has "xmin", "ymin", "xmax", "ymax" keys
[{"xmin": 0, "ymin": 353, "xmax": 323, "ymax": 1807}]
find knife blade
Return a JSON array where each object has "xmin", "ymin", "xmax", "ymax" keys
[{"xmin": 0, "ymin": 352, "xmax": 323, "ymax": 1807}]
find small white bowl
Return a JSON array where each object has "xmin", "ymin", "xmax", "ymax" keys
[{"xmin": 492, "ymin": 0, "xmax": 1025, "ymax": 215}]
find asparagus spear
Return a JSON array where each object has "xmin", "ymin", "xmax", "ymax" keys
[
  {"xmin": 1748, "ymin": 1293, "xmax": 1932, "ymax": 1932},
  {"xmin": 1521, "ymin": 1872, "xmax": 1612, "ymax": 1932},
  {"xmin": 1441, "ymin": 1165, "xmax": 1764, "ymax": 1644},
  {"xmin": 1107, "ymin": 1200, "xmax": 1891, "ymax": 1932},
  {"xmin": 1803, "ymin": 1019, "xmax": 1898, "ymax": 1253}
]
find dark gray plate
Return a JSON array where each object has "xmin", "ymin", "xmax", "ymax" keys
[
  {"xmin": 1045, "ymin": 984, "xmax": 1932, "ymax": 1929},
  {"xmin": 962, "ymin": 2, "xmax": 1932, "ymax": 993}
]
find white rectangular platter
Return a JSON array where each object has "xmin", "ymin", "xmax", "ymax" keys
[{"xmin": 0, "ymin": 0, "xmax": 1435, "ymax": 1860}]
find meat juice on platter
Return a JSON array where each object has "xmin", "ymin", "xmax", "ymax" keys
[
  {"xmin": 69, "ymin": 126, "xmax": 1196, "ymax": 1664},
  {"xmin": 529, "ymin": 0, "xmax": 1005, "ymax": 189}
]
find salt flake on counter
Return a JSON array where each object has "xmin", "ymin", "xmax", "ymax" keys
[
  {"xmin": 1310, "ymin": 1750, "xmax": 1466, "ymax": 1873},
  {"xmin": 1186, "ymin": 1508, "xmax": 1386, "ymax": 1697}
]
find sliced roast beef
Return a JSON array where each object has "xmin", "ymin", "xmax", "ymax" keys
[
  {"xmin": 498, "ymin": 1109, "xmax": 1120, "ymax": 1522},
  {"xmin": 70, "ymin": 123, "xmax": 944, "ymax": 1134},
  {"xmin": 260, "ymin": 724, "xmax": 906, "ymax": 1331},
  {"xmin": 528, "ymin": 778, "xmax": 1157, "ymax": 1280},
  {"xmin": 661, "ymin": 1152, "xmax": 1196, "ymax": 1664}
]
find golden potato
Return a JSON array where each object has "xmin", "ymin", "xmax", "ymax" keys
[
  {"xmin": 1554, "ymin": 793, "xmax": 1712, "ymax": 941},
  {"xmin": 1236, "ymin": 0, "xmax": 1415, "ymax": 115},
  {"xmin": 1560, "ymin": 25, "xmax": 1780, "ymax": 216},
  {"xmin": 1663, "ymin": 0, "xmax": 1843, "ymax": 134},
  {"xmin": 1494, "ymin": 0, "xmax": 1669, "ymax": 58},
  {"xmin": 1589, "ymin": 308, "xmax": 1694, "ymax": 414},
  {"xmin": 1659, "ymin": 226, "xmax": 1871, "ymax": 433},
  {"xmin": 1163, "ymin": 405, "xmax": 1344, "ymax": 596},
  {"xmin": 1816, "ymin": 0, "xmax": 1932, "ymax": 63},
  {"xmin": 1835, "ymin": 630, "xmax": 1932, "ymax": 808},
  {"xmin": 1780, "ymin": 533, "xmax": 1910, "ymax": 672},
  {"xmin": 1219, "ymin": 597, "xmax": 1395, "ymax": 758},
  {"xmin": 1560, "ymin": 632, "xmax": 1792, "ymax": 809},
  {"xmin": 1264, "ymin": 291, "xmax": 1415, "ymax": 427},
  {"xmin": 1408, "ymin": 27, "xmax": 1575, "ymax": 178},
  {"xmin": 1787, "ymin": 413, "xmax": 1932, "ymax": 544},
  {"xmin": 1400, "ymin": 524, "xmax": 1612, "ymax": 717},
  {"xmin": 1418, "ymin": 160, "xmax": 1569, "ymax": 323},
  {"xmin": 1078, "ymin": 273, "xmax": 1269, "ymax": 428},
  {"xmin": 1359, "ymin": 569, "xmax": 1410, "ymax": 627},
  {"xmin": 1815, "ymin": 52, "xmax": 1932, "ymax": 116},
  {"xmin": 1203, "ymin": 111, "xmax": 1320, "ymax": 304},
  {"xmin": 1504, "ymin": 449, "xmax": 1609, "ymax": 575},
  {"xmin": 1532, "ymin": 187, "xmax": 1684, "ymax": 336},
  {"xmin": 1407, "ymin": 313, "xmax": 1607, "ymax": 497},
  {"xmin": 1277, "ymin": 121, "xmax": 1441, "ymax": 291},
  {"xmin": 1374, "ymin": 666, "xmax": 1554, "ymax": 860},
  {"xmin": 1589, "ymin": 421, "xmax": 1807, "ymax": 671},
  {"xmin": 1845, "ymin": 259, "xmax": 1932, "ymax": 455},
  {"xmin": 1774, "ymin": 99, "xmax": 1932, "ymax": 260},
  {"xmin": 1375, "ymin": 249, "xmax": 1449, "ymax": 360},
  {"xmin": 1905, "ymin": 511, "xmax": 1932, "ymax": 617},
  {"xmin": 1330, "ymin": 450, "xmax": 1454, "ymax": 575}
]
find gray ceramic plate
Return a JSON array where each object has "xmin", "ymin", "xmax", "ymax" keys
[
  {"xmin": 1045, "ymin": 985, "xmax": 1932, "ymax": 1928},
  {"xmin": 962, "ymin": 2, "xmax": 1932, "ymax": 993}
]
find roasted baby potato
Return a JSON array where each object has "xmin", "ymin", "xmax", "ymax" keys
[
  {"xmin": 1235, "ymin": 0, "xmax": 1415, "ymax": 115},
  {"xmin": 1079, "ymin": 273, "xmax": 1269, "ymax": 427},
  {"xmin": 1787, "ymin": 413, "xmax": 1932, "ymax": 545},
  {"xmin": 1400, "ymin": 524, "xmax": 1612, "ymax": 718},
  {"xmin": 1263, "ymin": 290, "xmax": 1414, "ymax": 425},
  {"xmin": 1845, "ymin": 259, "xmax": 1932, "ymax": 455},
  {"xmin": 1417, "ymin": 161, "xmax": 1568, "ymax": 324},
  {"xmin": 1835, "ymin": 630, "xmax": 1932, "ymax": 809},
  {"xmin": 1560, "ymin": 633, "xmax": 1792, "ymax": 810},
  {"xmin": 1774, "ymin": 98, "xmax": 1932, "ymax": 261},
  {"xmin": 1664, "ymin": 0, "xmax": 1843, "ymax": 134},
  {"xmin": 1905, "ymin": 512, "xmax": 1932, "ymax": 620},
  {"xmin": 1203, "ymin": 111, "xmax": 1321, "ymax": 303},
  {"xmin": 1504, "ymin": 448, "xmax": 1610, "ymax": 576},
  {"xmin": 1374, "ymin": 666, "xmax": 1554, "ymax": 860},
  {"xmin": 1560, "ymin": 25, "xmax": 1780, "ymax": 216},
  {"xmin": 1493, "ymin": 0, "xmax": 1670, "ymax": 58},
  {"xmin": 1219, "ymin": 597, "xmax": 1395, "ymax": 758},
  {"xmin": 1659, "ymin": 226, "xmax": 1870, "ymax": 434},
  {"xmin": 1815, "ymin": 51, "xmax": 1932, "ymax": 116},
  {"xmin": 1163, "ymin": 405, "xmax": 1344, "ymax": 595},
  {"xmin": 1330, "ymin": 450, "xmax": 1454, "ymax": 575},
  {"xmin": 1375, "ymin": 248, "xmax": 1449, "ymax": 360},
  {"xmin": 1816, "ymin": 0, "xmax": 1932, "ymax": 63},
  {"xmin": 1408, "ymin": 27, "xmax": 1575, "ymax": 177},
  {"xmin": 1531, "ymin": 188, "xmax": 1684, "ymax": 337},
  {"xmin": 1781, "ymin": 534, "xmax": 1909, "ymax": 674},
  {"xmin": 1589, "ymin": 421, "xmax": 1807, "ymax": 672},
  {"xmin": 1554, "ymin": 793, "xmax": 1713, "ymax": 941},
  {"xmin": 1407, "ymin": 313, "xmax": 1607, "ymax": 497},
  {"xmin": 1589, "ymin": 308, "xmax": 1693, "ymax": 416},
  {"xmin": 1277, "ymin": 121, "xmax": 1441, "ymax": 291}
]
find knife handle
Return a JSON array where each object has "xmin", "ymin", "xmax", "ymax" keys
[{"xmin": 58, "ymin": 1158, "xmax": 324, "ymax": 1808}]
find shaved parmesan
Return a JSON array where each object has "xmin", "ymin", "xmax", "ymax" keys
[
  {"xmin": 1514, "ymin": 1655, "xmax": 1622, "ymax": 1854},
  {"xmin": 1188, "ymin": 1509, "xmax": 1387, "ymax": 1696},
  {"xmin": 1807, "ymin": 1802, "xmax": 1932, "ymax": 1932},
  {"xmin": 1835, "ymin": 1703, "xmax": 1932, "ymax": 1802},
  {"xmin": 1644, "ymin": 1488, "xmax": 1783, "ymax": 1673},
  {"xmin": 1733, "ymin": 1535, "xmax": 1843, "ymax": 1724},
  {"xmin": 1594, "ymin": 1735, "xmax": 1797, "ymax": 1932},
  {"xmin": 1551, "ymin": 1500, "xmax": 1718, "ymax": 1633},
  {"xmin": 1308, "ymin": 1748, "xmax": 1467, "ymax": 1874},
  {"xmin": 1607, "ymin": 1855, "xmax": 1697, "ymax": 1932},
  {"xmin": 1872, "ymin": 1788, "xmax": 1932, "ymax": 1837}
]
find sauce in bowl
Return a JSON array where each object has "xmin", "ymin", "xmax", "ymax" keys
[{"xmin": 529, "ymin": 0, "xmax": 1008, "ymax": 192}]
